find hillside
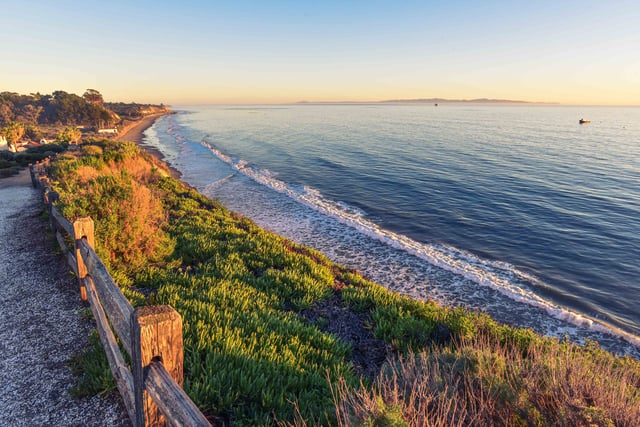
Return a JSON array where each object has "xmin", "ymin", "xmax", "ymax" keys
[
  {"xmin": 103, "ymin": 102, "xmax": 170, "ymax": 121},
  {"xmin": 0, "ymin": 89, "xmax": 168, "ymax": 178}
]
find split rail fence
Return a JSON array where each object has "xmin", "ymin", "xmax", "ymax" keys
[{"xmin": 30, "ymin": 161, "xmax": 211, "ymax": 427}]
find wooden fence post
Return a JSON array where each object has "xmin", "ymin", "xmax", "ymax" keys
[
  {"xmin": 131, "ymin": 306, "xmax": 184, "ymax": 427},
  {"xmin": 45, "ymin": 190, "xmax": 59, "ymax": 230},
  {"xmin": 29, "ymin": 164, "xmax": 37, "ymax": 188},
  {"xmin": 38, "ymin": 176, "xmax": 50, "ymax": 193},
  {"xmin": 73, "ymin": 217, "xmax": 94, "ymax": 302}
]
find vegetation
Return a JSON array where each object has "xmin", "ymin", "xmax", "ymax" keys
[
  {"xmin": 57, "ymin": 126, "xmax": 82, "ymax": 144},
  {"xmin": 0, "ymin": 90, "xmax": 118, "ymax": 178},
  {"xmin": 332, "ymin": 337, "xmax": 640, "ymax": 426},
  {"xmin": 83, "ymin": 89, "xmax": 104, "ymax": 106},
  {"xmin": 0, "ymin": 142, "xmax": 66, "ymax": 177},
  {"xmin": 68, "ymin": 330, "xmax": 115, "ymax": 398},
  {"xmin": 1, "ymin": 121, "xmax": 25, "ymax": 149},
  {"xmin": 48, "ymin": 141, "xmax": 640, "ymax": 426},
  {"xmin": 1, "ymin": 89, "xmax": 168, "ymax": 130},
  {"xmin": 0, "ymin": 90, "xmax": 115, "ymax": 128},
  {"xmin": 104, "ymin": 101, "xmax": 169, "ymax": 120}
]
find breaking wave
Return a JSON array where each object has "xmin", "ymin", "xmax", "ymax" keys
[{"xmin": 201, "ymin": 139, "xmax": 640, "ymax": 348}]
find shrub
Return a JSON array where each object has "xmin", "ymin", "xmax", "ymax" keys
[
  {"xmin": 332, "ymin": 335, "xmax": 640, "ymax": 426},
  {"xmin": 57, "ymin": 126, "xmax": 82, "ymax": 144}
]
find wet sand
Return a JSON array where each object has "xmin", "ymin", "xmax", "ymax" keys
[{"xmin": 116, "ymin": 113, "xmax": 167, "ymax": 144}]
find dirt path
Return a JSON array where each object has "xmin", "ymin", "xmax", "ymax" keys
[{"xmin": 0, "ymin": 170, "xmax": 129, "ymax": 426}]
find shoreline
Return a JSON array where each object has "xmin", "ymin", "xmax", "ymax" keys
[
  {"xmin": 115, "ymin": 112, "xmax": 168, "ymax": 144},
  {"xmin": 115, "ymin": 112, "xmax": 182, "ymax": 179}
]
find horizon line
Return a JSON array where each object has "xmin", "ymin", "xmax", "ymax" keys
[{"xmin": 160, "ymin": 100, "xmax": 640, "ymax": 107}]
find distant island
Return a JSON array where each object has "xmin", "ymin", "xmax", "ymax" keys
[
  {"xmin": 381, "ymin": 97, "xmax": 557, "ymax": 105},
  {"xmin": 297, "ymin": 98, "xmax": 558, "ymax": 105}
]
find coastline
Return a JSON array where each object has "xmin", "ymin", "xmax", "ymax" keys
[
  {"xmin": 116, "ymin": 112, "xmax": 167, "ymax": 144},
  {"xmin": 47, "ymin": 135, "xmax": 640, "ymax": 424},
  {"xmin": 115, "ymin": 112, "xmax": 182, "ymax": 179}
]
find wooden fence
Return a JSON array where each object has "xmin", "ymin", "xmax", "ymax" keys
[{"xmin": 30, "ymin": 161, "xmax": 211, "ymax": 427}]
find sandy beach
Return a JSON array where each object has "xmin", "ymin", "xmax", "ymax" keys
[{"xmin": 116, "ymin": 113, "xmax": 167, "ymax": 144}]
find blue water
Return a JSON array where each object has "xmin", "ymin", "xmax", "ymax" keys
[{"xmin": 143, "ymin": 104, "xmax": 640, "ymax": 357}]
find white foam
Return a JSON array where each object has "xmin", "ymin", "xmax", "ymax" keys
[
  {"xmin": 203, "ymin": 173, "xmax": 236, "ymax": 192},
  {"xmin": 201, "ymin": 140, "xmax": 640, "ymax": 348}
]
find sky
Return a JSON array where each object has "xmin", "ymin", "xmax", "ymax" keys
[{"xmin": 1, "ymin": 0, "xmax": 639, "ymax": 105}]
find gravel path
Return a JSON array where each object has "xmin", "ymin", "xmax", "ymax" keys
[{"xmin": 0, "ymin": 170, "xmax": 130, "ymax": 426}]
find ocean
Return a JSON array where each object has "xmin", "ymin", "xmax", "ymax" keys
[{"xmin": 142, "ymin": 104, "xmax": 640, "ymax": 357}]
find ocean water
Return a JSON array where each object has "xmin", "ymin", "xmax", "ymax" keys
[{"xmin": 143, "ymin": 104, "xmax": 640, "ymax": 357}]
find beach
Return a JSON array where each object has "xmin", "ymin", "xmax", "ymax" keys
[{"xmin": 116, "ymin": 113, "xmax": 168, "ymax": 144}]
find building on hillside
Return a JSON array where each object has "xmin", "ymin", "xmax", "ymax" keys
[
  {"xmin": 98, "ymin": 128, "xmax": 118, "ymax": 134},
  {"xmin": 0, "ymin": 135, "xmax": 7, "ymax": 151}
]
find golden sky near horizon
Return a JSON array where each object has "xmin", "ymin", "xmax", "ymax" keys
[{"xmin": 1, "ymin": 1, "xmax": 639, "ymax": 105}]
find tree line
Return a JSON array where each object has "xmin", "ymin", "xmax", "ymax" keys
[{"xmin": 0, "ymin": 90, "xmax": 115, "ymax": 128}]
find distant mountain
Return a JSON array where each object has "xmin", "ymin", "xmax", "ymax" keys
[
  {"xmin": 296, "ymin": 98, "xmax": 557, "ymax": 105},
  {"xmin": 381, "ymin": 98, "xmax": 553, "ymax": 104}
]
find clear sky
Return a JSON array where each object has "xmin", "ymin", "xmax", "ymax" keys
[{"xmin": 1, "ymin": 0, "xmax": 639, "ymax": 105}]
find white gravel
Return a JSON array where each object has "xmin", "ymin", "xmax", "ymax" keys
[{"xmin": 0, "ymin": 170, "xmax": 130, "ymax": 426}]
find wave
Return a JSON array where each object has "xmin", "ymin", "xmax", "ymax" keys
[
  {"xmin": 200, "ymin": 139, "xmax": 640, "ymax": 348},
  {"xmin": 203, "ymin": 173, "xmax": 237, "ymax": 191}
]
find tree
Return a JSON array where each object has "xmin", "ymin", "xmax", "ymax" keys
[
  {"xmin": 57, "ymin": 126, "xmax": 82, "ymax": 144},
  {"xmin": 24, "ymin": 124, "xmax": 43, "ymax": 141},
  {"xmin": 83, "ymin": 89, "xmax": 104, "ymax": 106},
  {"xmin": 1, "ymin": 122, "xmax": 25, "ymax": 150},
  {"xmin": 0, "ymin": 102, "xmax": 13, "ymax": 127},
  {"xmin": 17, "ymin": 104, "xmax": 42, "ymax": 124}
]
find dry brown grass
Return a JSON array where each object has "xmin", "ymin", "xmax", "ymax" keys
[
  {"xmin": 56, "ymin": 146, "xmax": 173, "ymax": 275},
  {"xmin": 107, "ymin": 155, "xmax": 155, "ymax": 184},
  {"xmin": 332, "ymin": 336, "xmax": 640, "ymax": 426},
  {"xmin": 74, "ymin": 165, "xmax": 101, "ymax": 184},
  {"xmin": 101, "ymin": 179, "xmax": 169, "ymax": 271}
]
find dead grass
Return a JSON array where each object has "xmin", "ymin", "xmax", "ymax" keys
[
  {"xmin": 111, "ymin": 156, "xmax": 155, "ymax": 183},
  {"xmin": 331, "ymin": 336, "xmax": 640, "ymax": 426},
  {"xmin": 75, "ymin": 165, "xmax": 101, "ymax": 184},
  {"xmin": 54, "ymin": 144, "xmax": 174, "ymax": 276}
]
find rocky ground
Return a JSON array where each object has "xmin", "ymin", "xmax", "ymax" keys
[{"xmin": 0, "ymin": 170, "xmax": 130, "ymax": 426}]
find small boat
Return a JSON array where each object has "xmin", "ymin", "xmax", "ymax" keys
[{"xmin": 579, "ymin": 118, "xmax": 590, "ymax": 124}]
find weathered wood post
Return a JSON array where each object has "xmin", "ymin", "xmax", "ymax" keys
[
  {"xmin": 45, "ymin": 190, "xmax": 59, "ymax": 230},
  {"xmin": 29, "ymin": 164, "xmax": 37, "ymax": 188},
  {"xmin": 38, "ymin": 174, "xmax": 50, "ymax": 193},
  {"xmin": 73, "ymin": 217, "xmax": 94, "ymax": 302},
  {"xmin": 131, "ymin": 306, "xmax": 184, "ymax": 427}
]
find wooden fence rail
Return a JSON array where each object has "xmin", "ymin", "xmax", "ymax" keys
[{"xmin": 30, "ymin": 162, "xmax": 211, "ymax": 427}]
